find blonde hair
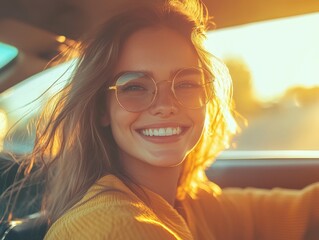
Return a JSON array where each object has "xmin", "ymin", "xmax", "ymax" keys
[{"xmin": 3, "ymin": 0, "xmax": 237, "ymax": 224}]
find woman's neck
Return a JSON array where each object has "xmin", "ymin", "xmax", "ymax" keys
[
  {"xmin": 138, "ymin": 166, "xmax": 181, "ymax": 205},
  {"xmin": 121, "ymin": 157, "xmax": 182, "ymax": 205}
]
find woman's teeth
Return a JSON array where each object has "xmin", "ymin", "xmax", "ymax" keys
[{"xmin": 141, "ymin": 127, "xmax": 182, "ymax": 136}]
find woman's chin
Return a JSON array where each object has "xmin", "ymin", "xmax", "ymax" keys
[{"xmin": 143, "ymin": 152, "xmax": 186, "ymax": 168}]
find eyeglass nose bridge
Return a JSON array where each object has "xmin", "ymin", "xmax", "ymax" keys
[
  {"xmin": 144, "ymin": 76, "xmax": 212, "ymax": 111},
  {"xmin": 150, "ymin": 79, "xmax": 179, "ymax": 106}
]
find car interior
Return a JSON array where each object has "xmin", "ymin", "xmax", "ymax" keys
[{"xmin": 0, "ymin": 0, "xmax": 319, "ymax": 239}]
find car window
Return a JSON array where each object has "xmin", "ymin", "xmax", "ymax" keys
[
  {"xmin": 206, "ymin": 12, "xmax": 319, "ymax": 151},
  {"xmin": 0, "ymin": 60, "xmax": 76, "ymax": 154}
]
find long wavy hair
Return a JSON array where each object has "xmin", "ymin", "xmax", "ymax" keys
[{"xmin": 3, "ymin": 0, "xmax": 237, "ymax": 224}]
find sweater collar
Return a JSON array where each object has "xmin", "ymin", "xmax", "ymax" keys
[{"xmin": 95, "ymin": 174, "xmax": 192, "ymax": 237}]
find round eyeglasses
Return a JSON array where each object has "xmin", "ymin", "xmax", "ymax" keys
[{"xmin": 108, "ymin": 67, "xmax": 214, "ymax": 112}]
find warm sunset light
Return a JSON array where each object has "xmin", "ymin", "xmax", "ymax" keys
[
  {"xmin": 205, "ymin": 12, "xmax": 319, "ymax": 102},
  {"xmin": 135, "ymin": 216, "xmax": 182, "ymax": 240}
]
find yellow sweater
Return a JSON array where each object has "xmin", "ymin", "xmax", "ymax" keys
[{"xmin": 44, "ymin": 175, "xmax": 319, "ymax": 240}]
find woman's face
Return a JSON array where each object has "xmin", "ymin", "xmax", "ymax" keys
[{"xmin": 102, "ymin": 27, "xmax": 206, "ymax": 168}]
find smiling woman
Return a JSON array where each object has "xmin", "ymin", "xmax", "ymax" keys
[
  {"xmin": 2, "ymin": 1, "xmax": 319, "ymax": 240},
  {"xmin": 102, "ymin": 27, "xmax": 207, "ymax": 171}
]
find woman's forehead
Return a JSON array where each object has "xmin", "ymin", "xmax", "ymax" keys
[{"xmin": 114, "ymin": 27, "xmax": 199, "ymax": 77}]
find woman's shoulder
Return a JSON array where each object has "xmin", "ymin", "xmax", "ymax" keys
[{"xmin": 44, "ymin": 175, "xmax": 153, "ymax": 239}]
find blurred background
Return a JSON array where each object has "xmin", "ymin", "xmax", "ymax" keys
[{"xmin": 206, "ymin": 12, "xmax": 319, "ymax": 150}]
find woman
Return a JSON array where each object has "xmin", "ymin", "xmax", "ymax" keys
[{"xmin": 6, "ymin": 0, "xmax": 319, "ymax": 239}]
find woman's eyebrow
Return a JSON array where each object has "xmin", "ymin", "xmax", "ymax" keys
[
  {"xmin": 113, "ymin": 70, "xmax": 150, "ymax": 79},
  {"xmin": 113, "ymin": 67, "xmax": 199, "ymax": 80}
]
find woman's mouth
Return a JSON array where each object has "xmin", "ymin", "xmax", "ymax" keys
[{"xmin": 140, "ymin": 127, "xmax": 182, "ymax": 137}]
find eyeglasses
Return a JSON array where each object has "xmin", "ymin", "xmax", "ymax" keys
[{"xmin": 108, "ymin": 67, "xmax": 214, "ymax": 112}]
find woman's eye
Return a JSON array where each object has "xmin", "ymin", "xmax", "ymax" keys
[
  {"xmin": 121, "ymin": 84, "xmax": 146, "ymax": 92},
  {"xmin": 175, "ymin": 81, "xmax": 201, "ymax": 89}
]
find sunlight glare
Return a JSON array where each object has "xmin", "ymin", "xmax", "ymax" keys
[
  {"xmin": 205, "ymin": 13, "xmax": 319, "ymax": 101},
  {"xmin": 135, "ymin": 216, "xmax": 183, "ymax": 240},
  {"xmin": 56, "ymin": 35, "xmax": 66, "ymax": 43}
]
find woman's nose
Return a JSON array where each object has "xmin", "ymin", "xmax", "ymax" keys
[{"xmin": 148, "ymin": 83, "xmax": 179, "ymax": 117}]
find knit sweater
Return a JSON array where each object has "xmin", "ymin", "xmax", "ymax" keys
[{"xmin": 44, "ymin": 175, "xmax": 319, "ymax": 240}]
